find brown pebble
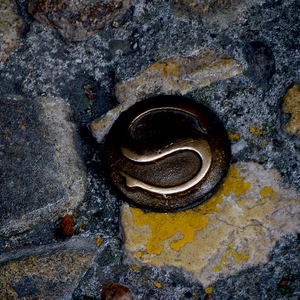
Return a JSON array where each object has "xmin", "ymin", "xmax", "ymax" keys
[
  {"xmin": 278, "ymin": 278, "xmax": 289, "ymax": 286},
  {"xmin": 101, "ymin": 282, "xmax": 132, "ymax": 300},
  {"xmin": 61, "ymin": 214, "xmax": 74, "ymax": 236}
]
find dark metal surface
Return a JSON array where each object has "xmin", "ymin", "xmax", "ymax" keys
[{"xmin": 106, "ymin": 95, "xmax": 231, "ymax": 212}]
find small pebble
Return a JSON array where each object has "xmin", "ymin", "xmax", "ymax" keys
[
  {"xmin": 112, "ymin": 21, "xmax": 120, "ymax": 28},
  {"xmin": 278, "ymin": 278, "xmax": 289, "ymax": 287},
  {"xmin": 101, "ymin": 282, "xmax": 132, "ymax": 300}
]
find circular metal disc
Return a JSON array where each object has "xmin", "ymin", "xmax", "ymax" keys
[{"xmin": 105, "ymin": 95, "xmax": 231, "ymax": 212}]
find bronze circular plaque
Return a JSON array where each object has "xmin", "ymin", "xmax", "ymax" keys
[{"xmin": 106, "ymin": 95, "xmax": 231, "ymax": 212}]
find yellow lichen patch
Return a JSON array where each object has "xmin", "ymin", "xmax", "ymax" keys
[
  {"xmin": 128, "ymin": 264, "xmax": 140, "ymax": 271},
  {"xmin": 228, "ymin": 132, "xmax": 240, "ymax": 141},
  {"xmin": 163, "ymin": 62, "xmax": 179, "ymax": 77},
  {"xmin": 129, "ymin": 165, "xmax": 251, "ymax": 255},
  {"xmin": 147, "ymin": 61, "xmax": 179, "ymax": 77},
  {"xmin": 249, "ymin": 127, "xmax": 263, "ymax": 135},
  {"xmin": 153, "ymin": 281, "xmax": 162, "ymax": 289},
  {"xmin": 95, "ymin": 237, "xmax": 103, "ymax": 247},
  {"xmin": 261, "ymin": 141, "xmax": 268, "ymax": 147},
  {"xmin": 21, "ymin": 125, "xmax": 26, "ymax": 130},
  {"xmin": 135, "ymin": 251, "xmax": 142, "ymax": 258},
  {"xmin": 260, "ymin": 187, "xmax": 277, "ymax": 199},
  {"xmin": 281, "ymin": 84, "xmax": 300, "ymax": 136},
  {"xmin": 115, "ymin": 49, "xmax": 243, "ymax": 100},
  {"xmin": 130, "ymin": 207, "xmax": 209, "ymax": 254},
  {"xmin": 213, "ymin": 246, "xmax": 249, "ymax": 272},
  {"xmin": 257, "ymin": 199, "xmax": 266, "ymax": 205},
  {"xmin": 121, "ymin": 162, "xmax": 300, "ymax": 287},
  {"xmin": 218, "ymin": 165, "xmax": 251, "ymax": 197},
  {"xmin": 205, "ymin": 287, "xmax": 213, "ymax": 295}
]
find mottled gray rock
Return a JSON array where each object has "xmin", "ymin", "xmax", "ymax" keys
[
  {"xmin": 28, "ymin": 0, "xmax": 131, "ymax": 41},
  {"xmin": 0, "ymin": 237, "xmax": 96, "ymax": 300},
  {"xmin": 0, "ymin": 0, "xmax": 24, "ymax": 67},
  {"xmin": 243, "ymin": 41, "xmax": 275, "ymax": 90},
  {"xmin": 0, "ymin": 95, "xmax": 86, "ymax": 236}
]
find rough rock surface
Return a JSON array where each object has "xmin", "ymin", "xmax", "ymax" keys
[
  {"xmin": 0, "ymin": 0, "xmax": 24, "ymax": 67},
  {"xmin": 171, "ymin": 0, "xmax": 264, "ymax": 29},
  {"xmin": 121, "ymin": 162, "xmax": 300, "ymax": 286},
  {"xmin": 0, "ymin": 238, "xmax": 96, "ymax": 299},
  {"xmin": 28, "ymin": 0, "xmax": 131, "ymax": 41},
  {"xmin": 116, "ymin": 49, "xmax": 243, "ymax": 100},
  {"xmin": 281, "ymin": 84, "xmax": 300, "ymax": 136},
  {"xmin": 89, "ymin": 50, "xmax": 243, "ymax": 142},
  {"xmin": 0, "ymin": 95, "xmax": 86, "ymax": 236}
]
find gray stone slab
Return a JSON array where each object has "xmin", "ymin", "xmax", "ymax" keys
[
  {"xmin": 0, "ymin": 237, "xmax": 96, "ymax": 300},
  {"xmin": 0, "ymin": 95, "xmax": 86, "ymax": 237}
]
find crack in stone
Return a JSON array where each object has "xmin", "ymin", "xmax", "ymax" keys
[{"xmin": 215, "ymin": 216, "xmax": 270, "ymax": 233}]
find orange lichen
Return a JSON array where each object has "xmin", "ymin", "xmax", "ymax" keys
[
  {"xmin": 61, "ymin": 214, "xmax": 74, "ymax": 236},
  {"xmin": 130, "ymin": 165, "xmax": 251, "ymax": 255}
]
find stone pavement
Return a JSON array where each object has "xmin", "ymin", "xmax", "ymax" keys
[{"xmin": 0, "ymin": 0, "xmax": 299, "ymax": 299}]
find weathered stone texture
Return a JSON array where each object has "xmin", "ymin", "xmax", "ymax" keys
[
  {"xmin": 0, "ymin": 95, "xmax": 86, "ymax": 236},
  {"xmin": 0, "ymin": 0, "xmax": 24, "ymax": 67},
  {"xmin": 171, "ymin": 0, "xmax": 264, "ymax": 28},
  {"xmin": 0, "ymin": 241, "xmax": 95, "ymax": 299},
  {"xmin": 281, "ymin": 84, "xmax": 300, "ymax": 136},
  {"xmin": 116, "ymin": 50, "xmax": 243, "ymax": 101},
  {"xmin": 89, "ymin": 50, "xmax": 242, "ymax": 142},
  {"xmin": 121, "ymin": 162, "xmax": 300, "ymax": 286},
  {"xmin": 28, "ymin": 0, "xmax": 131, "ymax": 41},
  {"xmin": 242, "ymin": 41, "xmax": 275, "ymax": 90}
]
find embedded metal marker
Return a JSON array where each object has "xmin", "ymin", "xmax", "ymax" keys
[
  {"xmin": 106, "ymin": 95, "xmax": 231, "ymax": 212},
  {"xmin": 120, "ymin": 107, "xmax": 212, "ymax": 195}
]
